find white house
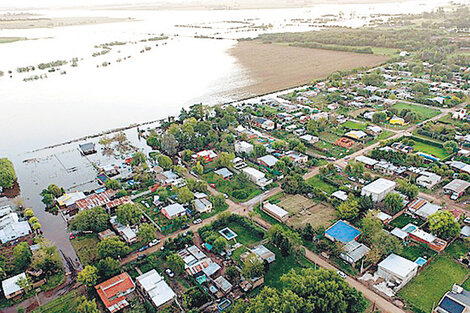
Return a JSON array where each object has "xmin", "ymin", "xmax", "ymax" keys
[
  {"xmin": 161, "ymin": 203, "xmax": 186, "ymax": 220},
  {"xmin": 2, "ymin": 273, "xmax": 27, "ymax": 299},
  {"xmin": 377, "ymin": 254, "xmax": 418, "ymax": 291},
  {"xmin": 193, "ymin": 198, "xmax": 212, "ymax": 214},
  {"xmin": 416, "ymin": 171, "xmax": 441, "ymax": 189},
  {"xmin": 235, "ymin": 141, "xmax": 254, "ymax": 154},
  {"xmin": 361, "ymin": 178, "xmax": 396, "ymax": 202},
  {"xmin": 0, "ymin": 210, "xmax": 32, "ymax": 244},
  {"xmin": 136, "ymin": 270, "xmax": 176, "ymax": 309},
  {"xmin": 242, "ymin": 167, "xmax": 272, "ymax": 188},
  {"xmin": 299, "ymin": 134, "xmax": 319, "ymax": 144},
  {"xmin": 251, "ymin": 245, "xmax": 276, "ymax": 263}
]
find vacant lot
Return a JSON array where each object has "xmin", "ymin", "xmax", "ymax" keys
[
  {"xmin": 274, "ymin": 194, "xmax": 335, "ymax": 229},
  {"xmin": 392, "ymin": 102, "xmax": 441, "ymax": 121},
  {"xmin": 399, "ymin": 240, "xmax": 469, "ymax": 313},
  {"xmin": 342, "ymin": 120, "xmax": 367, "ymax": 130},
  {"xmin": 412, "ymin": 141, "xmax": 449, "ymax": 159},
  {"xmin": 231, "ymin": 41, "xmax": 388, "ymax": 95},
  {"xmin": 70, "ymin": 234, "xmax": 100, "ymax": 266},
  {"xmin": 203, "ymin": 172, "xmax": 261, "ymax": 202},
  {"xmin": 307, "ymin": 175, "xmax": 338, "ymax": 194}
]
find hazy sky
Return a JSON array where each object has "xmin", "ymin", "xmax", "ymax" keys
[{"xmin": 0, "ymin": 0, "xmax": 197, "ymax": 10}]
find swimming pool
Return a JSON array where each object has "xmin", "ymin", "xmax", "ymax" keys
[
  {"xmin": 219, "ymin": 227, "xmax": 238, "ymax": 240},
  {"xmin": 402, "ymin": 223, "xmax": 418, "ymax": 233},
  {"xmin": 415, "ymin": 257, "xmax": 427, "ymax": 266}
]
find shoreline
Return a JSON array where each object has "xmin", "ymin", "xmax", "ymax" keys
[{"xmin": 0, "ymin": 16, "xmax": 133, "ymax": 29}]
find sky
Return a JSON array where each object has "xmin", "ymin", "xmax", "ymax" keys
[{"xmin": 0, "ymin": 0, "xmax": 202, "ymax": 10}]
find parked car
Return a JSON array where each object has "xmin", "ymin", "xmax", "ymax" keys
[
  {"xmin": 181, "ymin": 224, "xmax": 190, "ymax": 230},
  {"xmin": 137, "ymin": 254, "xmax": 146, "ymax": 261},
  {"xmin": 165, "ymin": 268, "xmax": 175, "ymax": 278},
  {"xmin": 149, "ymin": 239, "xmax": 160, "ymax": 247},
  {"xmin": 223, "ymin": 193, "xmax": 229, "ymax": 199},
  {"xmin": 193, "ymin": 218, "xmax": 202, "ymax": 224},
  {"xmin": 336, "ymin": 271, "xmax": 347, "ymax": 279},
  {"xmin": 464, "ymin": 217, "xmax": 470, "ymax": 225},
  {"xmin": 138, "ymin": 245, "xmax": 148, "ymax": 252}
]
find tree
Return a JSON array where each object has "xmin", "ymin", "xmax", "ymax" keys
[
  {"xmin": 97, "ymin": 237, "xmax": 128, "ymax": 259},
  {"xmin": 337, "ymin": 197, "xmax": 360, "ymax": 220},
  {"xmin": 146, "ymin": 135, "xmax": 160, "ymax": 149},
  {"xmin": 0, "ymin": 158, "xmax": 16, "ymax": 188},
  {"xmin": 157, "ymin": 155, "xmax": 173, "ymax": 170},
  {"xmin": 358, "ymin": 195, "xmax": 373, "ymax": 212},
  {"xmin": 105, "ymin": 179, "xmax": 121, "ymax": 190},
  {"xmin": 281, "ymin": 174, "xmax": 312, "ymax": 195},
  {"xmin": 428, "ymin": 210, "xmax": 460, "ymax": 240},
  {"xmin": 372, "ymin": 112, "xmax": 387, "ymax": 123},
  {"xmin": 96, "ymin": 257, "xmax": 121, "ymax": 280},
  {"xmin": 167, "ymin": 253, "xmax": 184, "ymax": 275},
  {"xmin": 396, "ymin": 179, "xmax": 419, "ymax": 198},
  {"xmin": 137, "ymin": 223, "xmax": 156, "ymax": 244},
  {"xmin": 212, "ymin": 237, "xmax": 228, "ymax": 254},
  {"xmin": 210, "ymin": 195, "xmax": 226, "ymax": 210},
  {"xmin": 75, "ymin": 297, "xmax": 99, "ymax": 313},
  {"xmin": 161, "ymin": 132, "xmax": 178, "ymax": 156},
  {"xmin": 116, "ymin": 203, "xmax": 142, "ymax": 225},
  {"xmin": 362, "ymin": 72, "xmax": 384, "ymax": 87},
  {"xmin": 218, "ymin": 152, "xmax": 235, "ymax": 168},
  {"xmin": 177, "ymin": 187, "xmax": 194, "ymax": 204},
  {"xmin": 33, "ymin": 222, "xmax": 42, "ymax": 231},
  {"xmin": 32, "ymin": 239, "xmax": 63, "ymax": 275},
  {"xmin": 13, "ymin": 242, "xmax": 32, "ymax": 272},
  {"xmin": 24, "ymin": 209, "xmax": 34, "ymax": 218},
  {"xmin": 242, "ymin": 254, "xmax": 264, "ymax": 279},
  {"xmin": 183, "ymin": 287, "xmax": 210, "ymax": 310},
  {"xmin": 443, "ymin": 141, "xmax": 459, "ymax": 154},
  {"xmin": 266, "ymin": 224, "xmax": 301, "ymax": 257},
  {"xmin": 345, "ymin": 161, "xmax": 364, "ymax": 178},
  {"xmin": 70, "ymin": 207, "xmax": 110, "ymax": 232},
  {"xmin": 225, "ymin": 266, "xmax": 240, "ymax": 284},
  {"xmin": 195, "ymin": 161, "xmax": 204, "ymax": 175},
  {"xmin": 78, "ymin": 265, "xmax": 99, "ymax": 287},
  {"xmin": 253, "ymin": 144, "xmax": 267, "ymax": 158},
  {"xmin": 130, "ymin": 152, "xmax": 146, "ymax": 167},
  {"xmin": 383, "ymin": 193, "xmax": 404, "ymax": 214}
]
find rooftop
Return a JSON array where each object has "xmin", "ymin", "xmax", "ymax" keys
[
  {"xmin": 325, "ymin": 220, "xmax": 361, "ymax": 243},
  {"xmin": 378, "ymin": 253, "xmax": 418, "ymax": 278},
  {"xmin": 362, "ymin": 178, "xmax": 396, "ymax": 194}
]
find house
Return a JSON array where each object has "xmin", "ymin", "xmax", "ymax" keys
[
  {"xmin": 193, "ymin": 198, "xmax": 212, "ymax": 214},
  {"xmin": 136, "ymin": 270, "xmax": 176, "ymax": 309},
  {"xmin": 214, "ymin": 276, "xmax": 233, "ymax": 295},
  {"xmin": 345, "ymin": 130, "xmax": 367, "ymax": 141},
  {"xmin": 252, "ymin": 117, "xmax": 275, "ymax": 130},
  {"xmin": 285, "ymin": 151, "xmax": 308, "ymax": 164},
  {"xmin": 331, "ymin": 190, "xmax": 348, "ymax": 201},
  {"xmin": 56, "ymin": 192, "xmax": 86, "ymax": 209},
  {"xmin": 325, "ymin": 220, "xmax": 361, "ymax": 243},
  {"xmin": 409, "ymin": 228, "xmax": 447, "ymax": 252},
  {"xmin": 448, "ymin": 161, "xmax": 470, "ymax": 175},
  {"xmin": 355, "ymin": 155, "xmax": 378, "ymax": 168},
  {"xmin": 75, "ymin": 189, "xmax": 117, "ymax": 212},
  {"xmin": 79, "ymin": 142, "xmax": 96, "ymax": 155},
  {"xmin": 257, "ymin": 155, "xmax": 279, "ymax": 168},
  {"xmin": 443, "ymin": 179, "xmax": 470, "ymax": 199},
  {"xmin": 155, "ymin": 170, "xmax": 179, "ymax": 186},
  {"xmin": 361, "ymin": 178, "xmax": 396, "ymax": 202},
  {"xmin": 214, "ymin": 168, "xmax": 233, "ymax": 180},
  {"xmin": 416, "ymin": 171, "xmax": 442, "ymax": 189},
  {"xmin": 340, "ymin": 240, "xmax": 370, "ymax": 265},
  {"xmin": 377, "ymin": 254, "xmax": 418, "ymax": 291},
  {"xmin": 95, "ymin": 273, "xmax": 135, "ymax": 313},
  {"xmin": 311, "ymin": 112, "xmax": 329, "ymax": 121},
  {"xmin": 414, "ymin": 203, "xmax": 441, "ymax": 220},
  {"xmin": 110, "ymin": 216, "xmax": 137, "ymax": 244},
  {"xmin": 242, "ymin": 167, "xmax": 272, "ymax": 187},
  {"xmin": 0, "ymin": 209, "xmax": 32, "ymax": 244},
  {"xmin": 251, "ymin": 245, "xmax": 276, "ymax": 263},
  {"xmin": 390, "ymin": 116, "xmax": 406, "ymax": 125},
  {"xmin": 192, "ymin": 150, "xmax": 217, "ymax": 164},
  {"xmin": 299, "ymin": 134, "xmax": 319, "ymax": 144},
  {"xmin": 235, "ymin": 141, "xmax": 254, "ymax": 154},
  {"xmin": 434, "ymin": 285, "xmax": 470, "ymax": 313},
  {"xmin": 98, "ymin": 229, "xmax": 116, "ymax": 241},
  {"xmin": 364, "ymin": 112, "xmax": 375, "ymax": 120},
  {"xmin": 367, "ymin": 125, "xmax": 383, "ymax": 135},
  {"xmin": 105, "ymin": 196, "xmax": 132, "ymax": 215},
  {"xmin": 452, "ymin": 108, "xmax": 467, "ymax": 120},
  {"xmin": 461, "ymin": 226, "xmax": 470, "ymax": 238},
  {"xmin": 161, "ymin": 203, "xmax": 186, "ymax": 220},
  {"xmin": 262, "ymin": 202, "xmax": 288, "ymax": 222},
  {"xmin": 232, "ymin": 157, "xmax": 247, "ymax": 170},
  {"xmin": 2, "ymin": 273, "xmax": 27, "ymax": 299}
]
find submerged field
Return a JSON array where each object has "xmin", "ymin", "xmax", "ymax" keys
[{"xmin": 230, "ymin": 41, "xmax": 389, "ymax": 95}]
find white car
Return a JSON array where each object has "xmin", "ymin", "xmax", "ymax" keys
[
  {"xmin": 336, "ymin": 271, "xmax": 347, "ymax": 279},
  {"xmin": 193, "ymin": 218, "xmax": 202, "ymax": 224},
  {"xmin": 165, "ymin": 269, "xmax": 175, "ymax": 278},
  {"xmin": 149, "ymin": 239, "xmax": 160, "ymax": 247}
]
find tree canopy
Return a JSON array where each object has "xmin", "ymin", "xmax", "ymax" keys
[{"xmin": 0, "ymin": 158, "xmax": 16, "ymax": 189}]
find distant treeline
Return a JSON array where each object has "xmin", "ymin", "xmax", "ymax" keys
[{"xmin": 289, "ymin": 42, "xmax": 373, "ymax": 54}]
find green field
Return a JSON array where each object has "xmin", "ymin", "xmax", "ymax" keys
[
  {"xmin": 392, "ymin": 102, "xmax": 441, "ymax": 121},
  {"xmin": 228, "ymin": 223, "xmax": 265, "ymax": 247},
  {"xmin": 399, "ymin": 240, "xmax": 469, "ymax": 313},
  {"xmin": 307, "ymin": 175, "xmax": 338, "ymax": 194},
  {"xmin": 33, "ymin": 290, "xmax": 83, "ymax": 313},
  {"xmin": 342, "ymin": 120, "xmax": 367, "ymax": 130},
  {"xmin": 203, "ymin": 172, "xmax": 261, "ymax": 202},
  {"xmin": 70, "ymin": 234, "xmax": 100, "ymax": 266},
  {"xmin": 412, "ymin": 141, "xmax": 449, "ymax": 159}
]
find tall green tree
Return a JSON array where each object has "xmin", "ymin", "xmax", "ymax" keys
[
  {"xmin": 137, "ymin": 223, "xmax": 157, "ymax": 244},
  {"xmin": 70, "ymin": 207, "xmax": 110, "ymax": 232},
  {"xmin": 428, "ymin": 210, "xmax": 460, "ymax": 240},
  {"xmin": 116, "ymin": 203, "xmax": 142, "ymax": 225},
  {"xmin": 78, "ymin": 265, "xmax": 99, "ymax": 287},
  {"xmin": 383, "ymin": 193, "xmax": 404, "ymax": 214},
  {"xmin": 97, "ymin": 237, "xmax": 128, "ymax": 259},
  {"xmin": 13, "ymin": 242, "xmax": 32, "ymax": 272},
  {"xmin": 166, "ymin": 253, "xmax": 185, "ymax": 275},
  {"xmin": 0, "ymin": 158, "xmax": 16, "ymax": 189}
]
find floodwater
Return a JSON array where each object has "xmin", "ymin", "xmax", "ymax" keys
[{"xmin": 0, "ymin": 0, "xmax": 453, "ymax": 261}]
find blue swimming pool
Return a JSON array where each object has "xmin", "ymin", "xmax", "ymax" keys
[{"xmin": 415, "ymin": 257, "xmax": 427, "ymax": 266}]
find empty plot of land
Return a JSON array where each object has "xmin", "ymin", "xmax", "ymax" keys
[
  {"xmin": 230, "ymin": 41, "xmax": 388, "ymax": 95},
  {"xmin": 277, "ymin": 194, "xmax": 335, "ymax": 228}
]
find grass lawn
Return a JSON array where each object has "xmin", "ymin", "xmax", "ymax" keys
[
  {"xmin": 307, "ymin": 175, "xmax": 338, "ymax": 194},
  {"xmin": 392, "ymin": 102, "xmax": 441, "ymax": 121},
  {"xmin": 389, "ymin": 214, "xmax": 424, "ymax": 229},
  {"xmin": 398, "ymin": 240, "xmax": 469, "ymax": 313},
  {"xmin": 229, "ymin": 223, "xmax": 264, "ymax": 247},
  {"xmin": 203, "ymin": 172, "xmax": 261, "ymax": 202},
  {"xmin": 32, "ymin": 290, "xmax": 83, "ymax": 313},
  {"xmin": 264, "ymin": 244, "xmax": 313, "ymax": 290},
  {"xmin": 412, "ymin": 141, "xmax": 449, "ymax": 159},
  {"xmin": 342, "ymin": 120, "xmax": 367, "ymax": 130},
  {"xmin": 70, "ymin": 234, "xmax": 100, "ymax": 266},
  {"xmin": 463, "ymin": 277, "xmax": 470, "ymax": 291},
  {"xmin": 398, "ymin": 243, "xmax": 437, "ymax": 261}
]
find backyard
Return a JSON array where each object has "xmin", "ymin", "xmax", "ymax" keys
[
  {"xmin": 32, "ymin": 290, "xmax": 85, "ymax": 313},
  {"xmin": 412, "ymin": 140, "xmax": 450, "ymax": 159},
  {"xmin": 203, "ymin": 172, "xmax": 261, "ymax": 202},
  {"xmin": 70, "ymin": 234, "xmax": 100, "ymax": 266},
  {"xmin": 398, "ymin": 240, "xmax": 469, "ymax": 313},
  {"xmin": 392, "ymin": 102, "xmax": 441, "ymax": 121}
]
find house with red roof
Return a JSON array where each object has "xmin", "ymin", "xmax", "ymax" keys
[{"xmin": 95, "ymin": 273, "xmax": 135, "ymax": 313}]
